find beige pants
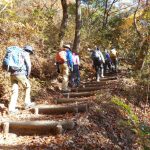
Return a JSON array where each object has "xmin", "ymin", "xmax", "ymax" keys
[
  {"xmin": 59, "ymin": 63, "xmax": 69, "ymax": 90},
  {"xmin": 8, "ymin": 75, "xmax": 31, "ymax": 111}
]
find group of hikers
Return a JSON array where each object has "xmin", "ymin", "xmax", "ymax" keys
[
  {"xmin": 91, "ymin": 46, "xmax": 118, "ymax": 82},
  {"xmin": 55, "ymin": 44, "xmax": 80, "ymax": 92},
  {"xmin": 56, "ymin": 44, "xmax": 118, "ymax": 91},
  {"xmin": 2, "ymin": 43, "xmax": 118, "ymax": 113}
]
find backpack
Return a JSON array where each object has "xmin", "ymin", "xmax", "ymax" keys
[
  {"xmin": 91, "ymin": 50, "xmax": 101, "ymax": 62},
  {"xmin": 2, "ymin": 46, "xmax": 24, "ymax": 72},
  {"xmin": 55, "ymin": 50, "xmax": 67, "ymax": 64},
  {"xmin": 110, "ymin": 50, "xmax": 117, "ymax": 59}
]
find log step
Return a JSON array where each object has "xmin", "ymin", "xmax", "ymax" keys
[
  {"xmin": 2, "ymin": 120, "xmax": 75, "ymax": 135},
  {"xmin": 54, "ymin": 98, "xmax": 90, "ymax": 104},
  {"xmin": 31, "ymin": 103, "xmax": 88, "ymax": 114},
  {"xmin": 81, "ymin": 84, "xmax": 106, "ymax": 88},
  {"xmin": 71, "ymin": 87, "xmax": 103, "ymax": 92},
  {"xmin": 81, "ymin": 80, "xmax": 108, "ymax": 86},
  {"xmin": 82, "ymin": 76, "xmax": 117, "ymax": 84},
  {"xmin": 62, "ymin": 91, "xmax": 95, "ymax": 98}
]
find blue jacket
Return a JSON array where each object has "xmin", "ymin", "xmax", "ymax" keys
[
  {"xmin": 105, "ymin": 52, "xmax": 111, "ymax": 62},
  {"xmin": 66, "ymin": 49, "xmax": 73, "ymax": 68}
]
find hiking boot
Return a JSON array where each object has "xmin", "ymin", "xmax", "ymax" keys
[
  {"xmin": 96, "ymin": 78, "xmax": 100, "ymax": 82},
  {"xmin": 96, "ymin": 76, "xmax": 100, "ymax": 82},
  {"xmin": 9, "ymin": 109, "xmax": 19, "ymax": 114},
  {"xmin": 25, "ymin": 102, "xmax": 36, "ymax": 109}
]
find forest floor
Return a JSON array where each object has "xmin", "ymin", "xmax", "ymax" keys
[{"xmin": 0, "ymin": 69, "xmax": 149, "ymax": 150}]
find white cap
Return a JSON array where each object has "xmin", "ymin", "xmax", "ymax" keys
[{"xmin": 63, "ymin": 44, "xmax": 71, "ymax": 49}]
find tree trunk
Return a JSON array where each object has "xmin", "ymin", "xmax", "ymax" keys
[
  {"xmin": 135, "ymin": 38, "xmax": 149, "ymax": 70},
  {"xmin": 58, "ymin": 0, "xmax": 68, "ymax": 47},
  {"xmin": 72, "ymin": 0, "xmax": 82, "ymax": 53},
  {"xmin": 134, "ymin": 1, "xmax": 149, "ymax": 70}
]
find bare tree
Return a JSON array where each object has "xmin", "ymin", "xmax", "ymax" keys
[
  {"xmin": 72, "ymin": 0, "xmax": 82, "ymax": 53},
  {"xmin": 102, "ymin": 0, "xmax": 119, "ymax": 28}
]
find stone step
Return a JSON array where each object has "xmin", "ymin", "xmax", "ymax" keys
[{"xmin": 1, "ymin": 120, "xmax": 75, "ymax": 136}]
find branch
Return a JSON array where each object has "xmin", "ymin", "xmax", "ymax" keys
[
  {"xmin": 107, "ymin": 0, "xmax": 119, "ymax": 13},
  {"xmin": 103, "ymin": 0, "xmax": 119, "ymax": 28},
  {"xmin": 133, "ymin": 0, "xmax": 142, "ymax": 38},
  {"xmin": 0, "ymin": 3, "xmax": 8, "ymax": 14},
  {"xmin": 109, "ymin": 3, "xmax": 138, "ymax": 15}
]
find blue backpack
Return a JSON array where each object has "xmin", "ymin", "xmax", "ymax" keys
[{"xmin": 2, "ymin": 46, "xmax": 24, "ymax": 72}]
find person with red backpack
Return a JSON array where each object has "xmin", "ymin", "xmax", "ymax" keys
[
  {"xmin": 55, "ymin": 44, "xmax": 73, "ymax": 92},
  {"xmin": 3, "ymin": 45, "xmax": 35, "ymax": 113}
]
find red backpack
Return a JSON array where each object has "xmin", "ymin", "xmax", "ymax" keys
[{"xmin": 55, "ymin": 50, "xmax": 67, "ymax": 64}]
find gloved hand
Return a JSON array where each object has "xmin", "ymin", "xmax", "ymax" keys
[{"xmin": 70, "ymin": 67, "xmax": 73, "ymax": 72}]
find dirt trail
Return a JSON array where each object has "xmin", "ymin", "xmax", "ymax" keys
[{"xmin": 0, "ymin": 73, "xmax": 148, "ymax": 149}]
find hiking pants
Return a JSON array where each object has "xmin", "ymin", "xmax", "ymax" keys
[
  {"xmin": 111, "ymin": 58, "xmax": 118, "ymax": 72},
  {"xmin": 71, "ymin": 65, "xmax": 80, "ymax": 87},
  {"xmin": 94, "ymin": 61, "xmax": 104, "ymax": 80},
  {"xmin": 59, "ymin": 63, "xmax": 69, "ymax": 91},
  {"xmin": 8, "ymin": 75, "xmax": 31, "ymax": 111},
  {"xmin": 104, "ymin": 60, "xmax": 112, "ymax": 73}
]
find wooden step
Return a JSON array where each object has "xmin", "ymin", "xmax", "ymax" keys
[
  {"xmin": 2, "ymin": 120, "xmax": 75, "ymax": 136},
  {"xmin": 71, "ymin": 87, "xmax": 103, "ymax": 92},
  {"xmin": 54, "ymin": 98, "xmax": 90, "ymax": 104},
  {"xmin": 81, "ymin": 76, "xmax": 117, "ymax": 84},
  {"xmin": 62, "ymin": 91, "xmax": 95, "ymax": 98},
  {"xmin": 31, "ymin": 103, "xmax": 88, "ymax": 114}
]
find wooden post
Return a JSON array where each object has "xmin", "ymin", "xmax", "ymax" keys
[
  {"xmin": 56, "ymin": 124, "xmax": 63, "ymax": 134},
  {"xmin": 3, "ymin": 122, "xmax": 9, "ymax": 137},
  {"xmin": 67, "ymin": 93, "xmax": 70, "ymax": 99},
  {"xmin": 75, "ymin": 102, "xmax": 79, "ymax": 113},
  {"xmin": 34, "ymin": 108, "xmax": 39, "ymax": 115}
]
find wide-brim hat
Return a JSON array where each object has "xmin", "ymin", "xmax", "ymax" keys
[
  {"xmin": 24, "ymin": 45, "xmax": 33, "ymax": 54},
  {"xmin": 63, "ymin": 44, "xmax": 71, "ymax": 49}
]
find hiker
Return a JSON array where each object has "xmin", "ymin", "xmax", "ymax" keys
[
  {"xmin": 110, "ymin": 48, "xmax": 118, "ymax": 72},
  {"xmin": 55, "ymin": 44, "xmax": 73, "ymax": 92},
  {"xmin": 103, "ymin": 49, "xmax": 112, "ymax": 74},
  {"xmin": 71, "ymin": 52, "xmax": 80, "ymax": 87},
  {"xmin": 3, "ymin": 45, "xmax": 35, "ymax": 113},
  {"xmin": 91, "ymin": 46, "xmax": 105, "ymax": 82}
]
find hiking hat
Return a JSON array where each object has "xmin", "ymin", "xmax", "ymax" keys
[
  {"xmin": 24, "ymin": 45, "xmax": 33, "ymax": 54},
  {"xmin": 63, "ymin": 44, "xmax": 71, "ymax": 49}
]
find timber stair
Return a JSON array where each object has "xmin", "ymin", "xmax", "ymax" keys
[{"xmin": 1, "ymin": 75, "xmax": 117, "ymax": 136}]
